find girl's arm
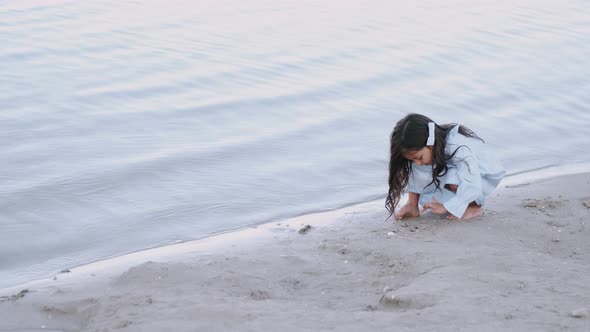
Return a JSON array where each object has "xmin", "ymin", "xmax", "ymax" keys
[
  {"xmin": 407, "ymin": 192, "xmax": 420, "ymax": 206},
  {"xmin": 443, "ymin": 146, "xmax": 483, "ymax": 218}
]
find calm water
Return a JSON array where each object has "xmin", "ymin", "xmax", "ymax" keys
[{"xmin": 1, "ymin": 0, "xmax": 589, "ymax": 288}]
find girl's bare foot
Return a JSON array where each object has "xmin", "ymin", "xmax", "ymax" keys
[
  {"xmin": 446, "ymin": 214, "xmax": 458, "ymax": 220},
  {"xmin": 461, "ymin": 205, "xmax": 483, "ymax": 220},
  {"xmin": 445, "ymin": 205, "xmax": 483, "ymax": 220}
]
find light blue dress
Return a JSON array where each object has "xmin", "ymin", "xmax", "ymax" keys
[{"xmin": 407, "ymin": 125, "xmax": 506, "ymax": 218}]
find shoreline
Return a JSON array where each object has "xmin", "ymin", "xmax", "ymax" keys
[
  {"xmin": 0, "ymin": 198, "xmax": 385, "ymax": 296},
  {"xmin": 2, "ymin": 162, "xmax": 589, "ymax": 295},
  {"xmin": 1, "ymin": 166, "xmax": 589, "ymax": 331}
]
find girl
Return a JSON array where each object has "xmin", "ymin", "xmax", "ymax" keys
[{"xmin": 386, "ymin": 113, "xmax": 505, "ymax": 220}]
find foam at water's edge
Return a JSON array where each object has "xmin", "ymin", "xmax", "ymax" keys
[{"xmin": 500, "ymin": 162, "xmax": 590, "ymax": 187}]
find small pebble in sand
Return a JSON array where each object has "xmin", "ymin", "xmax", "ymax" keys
[
  {"xmin": 401, "ymin": 222, "xmax": 409, "ymax": 228},
  {"xmin": 379, "ymin": 293, "xmax": 410, "ymax": 308},
  {"xmin": 379, "ymin": 292, "xmax": 435, "ymax": 310},
  {"xmin": 583, "ymin": 201, "xmax": 590, "ymax": 209},
  {"xmin": 298, "ymin": 224, "xmax": 312, "ymax": 234},
  {"xmin": 250, "ymin": 290, "xmax": 271, "ymax": 301},
  {"xmin": 363, "ymin": 304, "xmax": 378, "ymax": 311},
  {"xmin": 569, "ymin": 308, "xmax": 589, "ymax": 318},
  {"xmin": 387, "ymin": 232, "xmax": 396, "ymax": 236}
]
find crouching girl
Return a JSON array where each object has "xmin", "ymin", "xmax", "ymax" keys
[{"xmin": 386, "ymin": 113, "xmax": 506, "ymax": 220}]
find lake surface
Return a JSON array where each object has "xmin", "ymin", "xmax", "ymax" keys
[{"xmin": 1, "ymin": 0, "xmax": 589, "ymax": 288}]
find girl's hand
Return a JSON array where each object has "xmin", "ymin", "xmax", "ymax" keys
[
  {"xmin": 395, "ymin": 203, "xmax": 420, "ymax": 220},
  {"xmin": 421, "ymin": 198, "xmax": 448, "ymax": 215}
]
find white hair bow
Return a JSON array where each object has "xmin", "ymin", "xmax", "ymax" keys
[{"xmin": 426, "ymin": 122, "xmax": 435, "ymax": 146}]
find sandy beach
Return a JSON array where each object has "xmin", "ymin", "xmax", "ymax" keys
[{"xmin": 1, "ymin": 171, "xmax": 589, "ymax": 332}]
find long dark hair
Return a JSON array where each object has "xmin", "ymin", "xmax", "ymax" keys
[{"xmin": 385, "ymin": 113, "xmax": 482, "ymax": 219}]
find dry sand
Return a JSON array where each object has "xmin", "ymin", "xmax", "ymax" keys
[{"xmin": 1, "ymin": 172, "xmax": 589, "ymax": 332}]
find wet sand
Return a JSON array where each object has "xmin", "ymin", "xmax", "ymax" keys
[{"xmin": 1, "ymin": 172, "xmax": 589, "ymax": 331}]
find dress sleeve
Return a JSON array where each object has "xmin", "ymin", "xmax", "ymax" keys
[{"xmin": 443, "ymin": 145, "xmax": 483, "ymax": 218}]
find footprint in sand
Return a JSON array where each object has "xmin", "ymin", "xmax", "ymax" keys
[
  {"xmin": 0, "ymin": 289, "xmax": 30, "ymax": 302},
  {"xmin": 522, "ymin": 197, "xmax": 563, "ymax": 210},
  {"xmin": 522, "ymin": 197, "xmax": 565, "ymax": 217},
  {"xmin": 114, "ymin": 319, "xmax": 133, "ymax": 329},
  {"xmin": 249, "ymin": 290, "xmax": 271, "ymax": 300}
]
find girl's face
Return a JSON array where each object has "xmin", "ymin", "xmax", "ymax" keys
[{"xmin": 402, "ymin": 147, "xmax": 433, "ymax": 166}]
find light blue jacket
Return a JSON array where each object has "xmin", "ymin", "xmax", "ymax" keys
[{"xmin": 407, "ymin": 125, "xmax": 506, "ymax": 218}]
